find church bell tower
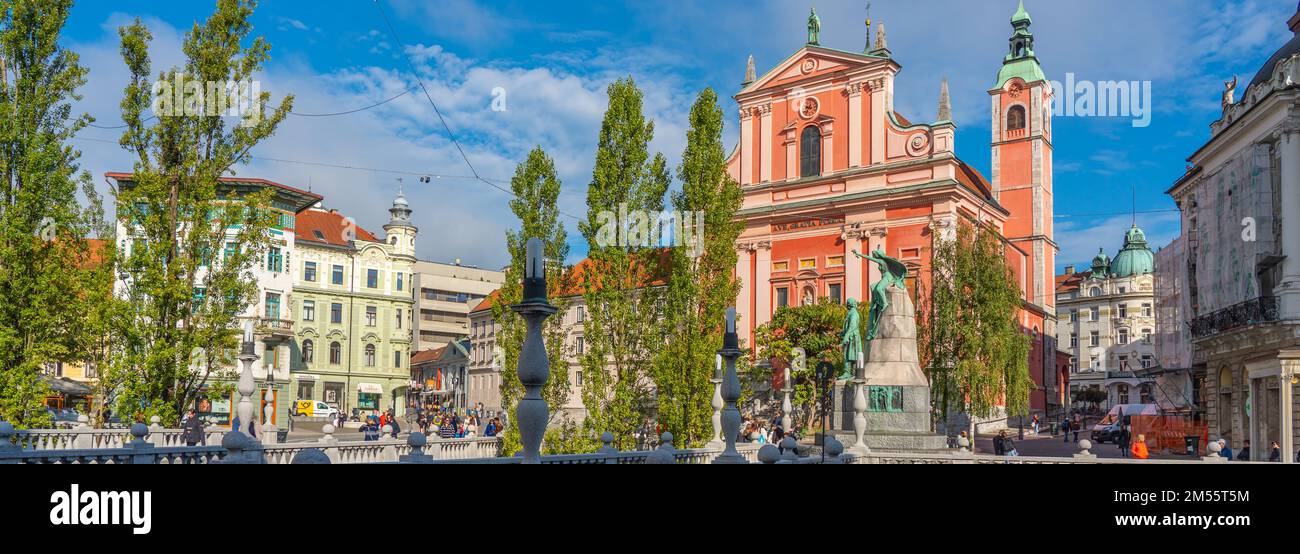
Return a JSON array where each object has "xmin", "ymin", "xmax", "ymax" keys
[{"xmin": 989, "ymin": 0, "xmax": 1056, "ymax": 317}]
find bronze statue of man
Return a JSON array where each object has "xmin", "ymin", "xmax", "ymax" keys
[
  {"xmin": 807, "ymin": 8, "xmax": 821, "ymax": 45},
  {"xmin": 852, "ymin": 247, "xmax": 908, "ymax": 341},
  {"xmin": 840, "ymin": 298, "xmax": 862, "ymax": 380}
]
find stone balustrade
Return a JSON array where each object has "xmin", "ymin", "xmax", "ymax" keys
[
  {"xmin": 0, "ymin": 421, "xmax": 226, "ymax": 464},
  {"xmin": 10, "ymin": 418, "xmax": 1248, "ymax": 465},
  {"xmin": 12, "ymin": 415, "xmax": 226, "ymax": 450}
]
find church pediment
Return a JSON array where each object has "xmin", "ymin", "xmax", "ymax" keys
[{"xmin": 740, "ymin": 46, "xmax": 889, "ymax": 96}]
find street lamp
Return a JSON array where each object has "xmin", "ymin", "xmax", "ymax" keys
[{"xmin": 815, "ymin": 361, "xmax": 834, "ymax": 463}]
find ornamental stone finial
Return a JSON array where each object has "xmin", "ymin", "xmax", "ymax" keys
[
  {"xmin": 874, "ymin": 21, "xmax": 888, "ymax": 51},
  {"xmin": 937, "ymin": 77, "xmax": 952, "ymax": 122},
  {"xmin": 744, "ymin": 55, "xmax": 756, "ymax": 84}
]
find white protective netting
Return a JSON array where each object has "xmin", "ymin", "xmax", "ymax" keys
[
  {"xmin": 1191, "ymin": 143, "xmax": 1276, "ymax": 314},
  {"xmin": 1154, "ymin": 236, "xmax": 1191, "ymax": 369}
]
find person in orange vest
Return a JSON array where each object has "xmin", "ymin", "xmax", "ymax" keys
[{"xmin": 1130, "ymin": 433, "xmax": 1150, "ymax": 460}]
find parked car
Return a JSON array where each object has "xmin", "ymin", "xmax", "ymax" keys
[
  {"xmin": 293, "ymin": 400, "xmax": 339, "ymax": 420},
  {"xmin": 1090, "ymin": 403, "xmax": 1158, "ymax": 443}
]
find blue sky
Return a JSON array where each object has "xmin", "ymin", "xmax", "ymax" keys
[{"xmin": 60, "ymin": 0, "xmax": 1298, "ymax": 270}]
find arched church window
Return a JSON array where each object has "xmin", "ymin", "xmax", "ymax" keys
[
  {"xmin": 800, "ymin": 125, "xmax": 821, "ymax": 178},
  {"xmin": 1007, "ymin": 105, "xmax": 1026, "ymax": 131}
]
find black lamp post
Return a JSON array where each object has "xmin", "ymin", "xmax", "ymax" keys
[{"xmin": 815, "ymin": 361, "xmax": 834, "ymax": 463}]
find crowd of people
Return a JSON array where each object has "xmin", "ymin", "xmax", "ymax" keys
[{"xmin": 412, "ymin": 401, "xmax": 501, "ymax": 440}]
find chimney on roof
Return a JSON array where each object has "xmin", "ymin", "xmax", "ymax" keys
[
  {"xmin": 1291, "ymin": 2, "xmax": 1300, "ymax": 34},
  {"xmin": 1065, "ymin": 265, "xmax": 1075, "ymax": 275}
]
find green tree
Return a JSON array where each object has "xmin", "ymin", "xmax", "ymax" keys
[
  {"xmin": 0, "ymin": 0, "xmax": 105, "ymax": 427},
  {"xmin": 752, "ymin": 299, "xmax": 866, "ymax": 433},
  {"xmin": 651, "ymin": 88, "xmax": 743, "ymax": 448},
  {"xmin": 492, "ymin": 146, "xmax": 580, "ymax": 455},
  {"xmin": 577, "ymin": 77, "xmax": 670, "ymax": 451},
  {"xmin": 103, "ymin": 0, "xmax": 292, "ymax": 425},
  {"xmin": 918, "ymin": 221, "xmax": 1032, "ymax": 434}
]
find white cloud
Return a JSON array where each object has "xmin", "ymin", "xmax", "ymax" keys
[
  {"xmin": 68, "ymin": 12, "xmax": 702, "ymax": 269},
  {"xmin": 1055, "ymin": 211, "xmax": 1181, "ymax": 272}
]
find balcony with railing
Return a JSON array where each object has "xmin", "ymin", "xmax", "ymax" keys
[{"xmin": 1189, "ymin": 296, "xmax": 1279, "ymax": 340}]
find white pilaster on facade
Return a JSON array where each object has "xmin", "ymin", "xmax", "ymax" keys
[
  {"xmin": 821, "ymin": 124, "xmax": 834, "ymax": 176},
  {"xmin": 784, "ymin": 130, "xmax": 797, "ymax": 181},
  {"xmin": 870, "ymin": 79, "xmax": 886, "ymax": 165},
  {"xmin": 740, "ymin": 108, "xmax": 754, "ymax": 186},
  {"xmin": 736, "ymin": 244, "xmax": 755, "ymax": 347},
  {"xmin": 754, "ymin": 241, "xmax": 773, "ymax": 328},
  {"xmin": 760, "ymin": 104, "xmax": 773, "ymax": 183},
  {"xmin": 1276, "ymin": 127, "xmax": 1300, "ymax": 317},
  {"xmin": 1281, "ymin": 354, "xmax": 1297, "ymax": 464},
  {"xmin": 847, "ymin": 82, "xmax": 863, "ymax": 168},
  {"xmin": 843, "ymin": 227, "xmax": 866, "ymax": 302}
]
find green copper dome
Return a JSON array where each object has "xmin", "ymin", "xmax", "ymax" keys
[
  {"xmin": 1090, "ymin": 248, "xmax": 1111, "ymax": 279},
  {"xmin": 1109, "ymin": 224, "xmax": 1155, "ymax": 277}
]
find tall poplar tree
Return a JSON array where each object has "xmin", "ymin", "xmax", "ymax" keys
[
  {"xmin": 652, "ymin": 88, "xmax": 743, "ymax": 447},
  {"xmin": 918, "ymin": 221, "xmax": 1032, "ymax": 434},
  {"xmin": 577, "ymin": 77, "xmax": 670, "ymax": 450},
  {"xmin": 103, "ymin": 0, "xmax": 292, "ymax": 424},
  {"xmin": 492, "ymin": 146, "xmax": 578, "ymax": 455},
  {"xmin": 0, "ymin": 0, "xmax": 105, "ymax": 427}
]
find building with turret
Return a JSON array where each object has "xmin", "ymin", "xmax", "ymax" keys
[
  {"xmin": 1163, "ymin": 3, "xmax": 1300, "ymax": 462},
  {"xmin": 1056, "ymin": 225, "xmax": 1160, "ymax": 412},
  {"xmin": 288, "ymin": 192, "xmax": 417, "ymax": 419},
  {"xmin": 729, "ymin": 2, "xmax": 1058, "ymax": 426}
]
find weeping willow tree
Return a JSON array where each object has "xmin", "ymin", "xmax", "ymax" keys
[{"xmin": 918, "ymin": 221, "xmax": 1032, "ymax": 434}]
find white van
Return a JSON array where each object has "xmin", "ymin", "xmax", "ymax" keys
[{"xmin": 1090, "ymin": 403, "xmax": 1157, "ymax": 443}]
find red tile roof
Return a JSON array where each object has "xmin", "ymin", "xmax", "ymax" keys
[
  {"xmin": 1055, "ymin": 270, "xmax": 1092, "ymax": 293},
  {"xmin": 467, "ymin": 251, "xmax": 672, "ymax": 314},
  {"xmin": 410, "ymin": 347, "xmax": 446, "ymax": 365},
  {"xmin": 470, "ymin": 293, "xmax": 497, "ymax": 314},
  {"xmin": 294, "ymin": 208, "xmax": 378, "ymax": 247},
  {"xmin": 955, "ymin": 160, "xmax": 997, "ymax": 203}
]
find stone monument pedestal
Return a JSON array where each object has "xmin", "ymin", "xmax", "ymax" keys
[{"xmin": 831, "ymin": 284, "xmax": 948, "ymax": 453}]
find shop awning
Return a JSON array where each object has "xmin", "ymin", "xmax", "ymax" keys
[
  {"xmin": 357, "ymin": 382, "xmax": 383, "ymax": 394},
  {"xmin": 42, "ymin": 375, "xmax": 94, "ymax": 397}
]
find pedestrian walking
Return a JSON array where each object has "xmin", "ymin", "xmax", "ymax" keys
[
  {"xmin": 1118, "ymin": 422, "xmax": 1130, "ymax": 458},
  {"xmin": 361, "ymin": 417, "xmax": 380, "ymax": 441},
  {"xmin": 1062, "ymin": 419, "xmax": 1071, "ymax": 443},
  {"xmin": 389, "ymin": 416, "xmax": 401, "ymax": 438},
  {"xmin": 181, "ymin": 409, "xmax": 205, "ymax": 446},
  {"xmin": 1130, "ymin": 434, "xmax": 1149, "ymax": 459},
  {"xmin": 1237, "ymin": 439, "xmax": 1251, "ymax": 461},
  {"xmin": 1269, "ymin": 440, "xmax": 1281, "ymax": 462},
  {"xmin": 1031, "ymin": 414, "xmax": 1040, "ymax": 435}
]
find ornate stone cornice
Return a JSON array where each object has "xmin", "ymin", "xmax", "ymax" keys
[
  {"xmin": 760, "ymin": 103, "xmax": 772, "ymax": 115},
  {"xmin": 866, "ymin": 78, "xmax": 886, "ymax": 92},
  {"xmin": 844, "ymin": 82, "xmax": 865, "ymax": 98},
  {"xmin": 869, "ymin": 226, "xmax": 888, "ymax": 238},
  {"xmin": 740, "ymin": 108, "xmax": 754, "ymax": 121}
]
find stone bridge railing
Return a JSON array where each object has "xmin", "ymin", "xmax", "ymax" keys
[
  {"xmin": 12, "ymin": 416, "xmax": 226, "ymax": 450},
  {"xmin": 2, "ymin": 420, "xmax": 1247, "ymax": 466}
]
